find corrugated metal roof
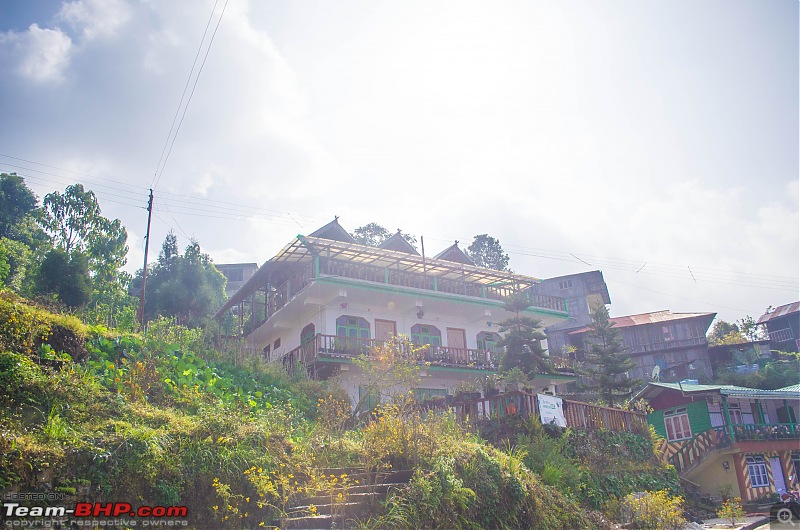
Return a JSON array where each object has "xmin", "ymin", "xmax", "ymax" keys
[
  {"xmin": 635, "ymin": 382, "xmax": 800, "ymax": 401},
  {"xmin": 757, "ymin": 301, "xmax": 800, "ymax": 324},
  {"xmin": 568, "ymin": 310, "xmax": 716, "ymax": 334}
]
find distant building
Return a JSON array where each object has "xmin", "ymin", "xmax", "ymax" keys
[
  {"xmin": 707, "ymin": 340, "xmax": 772, "ymax": 378},
  {"xmin": 216, "ymin": 263, "xmax": 258, "ymax": 298},
  {"xmin": 529, "ymin": 271, "xmax": 611, "ymax": 356},
  {"xmin": 757, "ymin": 301, "xmax": 800, "ymax": 353},
  {"xmin": 566, "ymin": 310, "xmax": 716, "ymax": 383}
]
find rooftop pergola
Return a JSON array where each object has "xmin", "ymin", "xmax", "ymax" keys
[{"xmin": 215, "ymin": 235, "xmax": 543, "ymax": 319}]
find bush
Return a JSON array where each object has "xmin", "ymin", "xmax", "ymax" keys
[{"xmin": 622, "ymin": 490, "xmax": 685, "ymax": 530}]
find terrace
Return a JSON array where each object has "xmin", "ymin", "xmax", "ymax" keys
[{"xmin": 215, "ymin": 235, "xmax": 567, "ymax": 337}]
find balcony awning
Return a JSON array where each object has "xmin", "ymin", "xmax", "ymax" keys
[{"xmin": 214, "ymin": 235, "xmax": 543, "ymax": 320}]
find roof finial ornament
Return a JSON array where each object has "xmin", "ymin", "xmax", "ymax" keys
[
  {"xmin": 397, "ymin": 228, "xmax": 402, "ymax": 234},
  {"xmin": 334, "ymin": 215, "xmax": 339, "ymax": 221},
  {"xmin": 455, "ymin": 240, "xmax": 459, "ymax": 245}
]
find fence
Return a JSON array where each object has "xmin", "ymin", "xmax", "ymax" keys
[{"xmin": 426, "ymin": 391, "xmax": 648, "ymax": 435}]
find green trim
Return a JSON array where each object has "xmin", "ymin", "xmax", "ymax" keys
[
  {"xmin": 384, "ymin": 268, "xmax": 389, "ymax": 283},
  {"xmin": 315, "ymin": 276, "xmax": 568, "ymax": 318},
  {"xmin": 721, "ymin": 395, "xmax": 735, "ymax": 443},
  {"xmin": 314, "ymin": 256, "xmax": 320, "ymax": 278}
]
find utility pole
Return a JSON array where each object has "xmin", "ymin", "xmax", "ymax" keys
[{"xmin": 138, "ymin": 189, "xmax": 154, "ymax": 331}]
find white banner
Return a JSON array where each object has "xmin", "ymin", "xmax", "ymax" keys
[{"xmin": 538, "ymin": 394, "xmax": 566, "ymax": 427}]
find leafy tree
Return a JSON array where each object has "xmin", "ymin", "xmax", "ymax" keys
[
  {"xmin": 351, "ymin": 222, "xmax": 417, "ymax": 249},
  {"xmin": 465, "ymin": 234, "xmax": 510, "ymax": 271},
  {"xmin": 708, "ymin": 316, "xmax": 765, "ymax": 345},
  {"xmin": 497, "ymin": 294, "xmax": 550, "ymax": 375},
  {"xmin": 708, "ymin": 320, "xmax": 744, "ymax": 345},
  {"xmin": 34, "ymin": 248, "xmax": 92, "ymax": 309},
  {"xmin": 39, "ymin": 184, "xmax": 129, "ymax": 299},
  {"xmin": 581, "ymin": 304, "xmax": 639, "ymax": 407},
  {"xmin": 137, "ymin": 236, "xmax": 227, "ymax": 328},
  {"xmin": 351, "ymin": 335, "xmax": 424, "ymax": 417},
  {"xmin": 0, "ymin": 173, "xmax": 38, "ymax": 239}
]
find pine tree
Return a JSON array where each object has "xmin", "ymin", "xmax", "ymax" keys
[
  {"xmin": 582, "ymin": 304, "xmax": 639, "ymax": 407},
  {"xmin": 497, "ymin": 294, "xmax": 551, "ymax": 376}
]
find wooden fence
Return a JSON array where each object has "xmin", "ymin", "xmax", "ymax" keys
[{"xmin": 426, "ymin": 391, "xmax": 648, "ymax": 435}]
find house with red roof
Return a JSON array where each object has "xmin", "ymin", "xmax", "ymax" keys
[
  {"xmin": 758, "ymin": 302, "xmax": 800, "ymax": 353},
  {"xmin": 566, "ymin": 310, "xmax": 716, "ymax": 384}
]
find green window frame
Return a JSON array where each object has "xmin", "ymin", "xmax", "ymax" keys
[
  {"xmin": 477, "ymin": 331, "xmax": 502, "ymax": 353},
  {"xmin": 411, "ymin": 324, "xmax": 441, "ymax": 346},
  {"xmin": 336, "ymin": 316, "xmax": 370, "ymax": 339}
]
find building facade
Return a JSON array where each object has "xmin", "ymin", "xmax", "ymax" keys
[
  {"xmin": 217, "ymin": 263, "xmax": 258, "ymax": 298},
  {"xmin": 529, "ymin": 270, "xmax": 611, "ymax": 356},
  {"xmin": 565, "ymin": 310, "xmax": 716, "ymax": 384},
  {"xmin": 214, "ymin": 219, "xmax": 574, "ymax": 406},
  {"xmin": 637, "ymin": 382, "xmax": 800, "ymax": 504},
  {"xmin": 758, "ymin": 302, "xmax": 800, "ymax": 354}
]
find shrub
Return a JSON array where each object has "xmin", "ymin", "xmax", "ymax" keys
[
  {"xmin": 717, "ymin": 497, "xmax": 744, "ymax": 526},
  {"xmin": 622, "ymin": 490, "xmax": 685, "ymax": 530}
]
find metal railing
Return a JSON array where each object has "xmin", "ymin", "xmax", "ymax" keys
[{"xmin": 290, "ymin": 334, "xmax": 498, "ymax": 370}]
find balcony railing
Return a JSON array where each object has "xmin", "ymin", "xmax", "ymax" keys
[
  {"xmin": 667, "ymin": 423, "xmax": 800, "ymax": 475},
  {"xmin": 768, "ymin": 327, "xmax": 794, "ymax": 343},
  {"xmin": 624, "ymin": 337, "xmax": 707, "ymax": 355},
  {"xmin": 288, "ymin": 334, "xmax": 498, "ymax": 370}
]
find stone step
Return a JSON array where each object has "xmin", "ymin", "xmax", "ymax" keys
[
  {"xmin": 281, "ymin": 514, "xmax": 336, "ymax": 529},
  {"xmin": 306, "ymin": 481, "xmax": 408, "ymax": 499}
]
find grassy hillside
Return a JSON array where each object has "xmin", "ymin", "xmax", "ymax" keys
[{"xmin": 0, "ymin": 292, "xmax": 678, "ymax": 529}]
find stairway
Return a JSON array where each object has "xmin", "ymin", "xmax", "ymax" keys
[{"xmin": 281, "ymin": 468, "xmax": 413, "ymax": 529}]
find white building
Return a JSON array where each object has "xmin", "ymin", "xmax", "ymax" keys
[{"xmin": 214, "ymin": 219, "xmax": 574, "ymax": 406}]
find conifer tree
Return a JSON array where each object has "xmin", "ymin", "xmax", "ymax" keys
[
  {"xmin": 582, "ymin": 304, "xmax": 639, "ymax": 407},
  {"xmin": 497, "ymin": 293, "xmax": 551, "ymax": 376}
]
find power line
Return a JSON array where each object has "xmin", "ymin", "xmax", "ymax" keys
[{"xmin": 151, "ymin": 0, "xmax": 229, "ymax": 190}]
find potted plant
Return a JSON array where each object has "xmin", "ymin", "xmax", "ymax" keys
[
  {"xmin": 481, "ymin": 374, "xmax": 502, "ymax": 397},
  {"xmin": 453, "ymin": 379, "xmax": 481, "ymax": 401},
  {"xmin": 501, "ymin": 368, "xmax": 529, "ymax": 393}
]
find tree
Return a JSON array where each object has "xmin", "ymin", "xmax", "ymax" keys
[
  {"xmin": 0, "ymin": 173, "xmax": 38, "ymax": 239},
  {"xmin": 39, "ymin": 184, "xmax": 129, "ymax": 298},
  {"xmin": 34, "ymin": 248, "xmax": 92, "ymax": 309},
  {"xmin": 351, "ymin": 335, "xmax": 424, "ymax": 417},
  {"xmin": 137, "ymin": 236, "xmax": 227, "ymax": 328},
  {"xmin": 708, "ymin": 320, "xmax": 744, "ymax": 345},
  {"xmin": 465, "ymin": 234, "xmax": 510, "ymax": 271},
  {"xmin": 351, "ymin": 222, "xmax": 417, "ymax": 249},
  {"xmin": 707, "ymin": 316, "xmax": 765, "ymax": 345},
  {"xmin": 497, "ymin": 293, "xmax": 550, "ymax": 376},
  {"xmin": 581, "ymin": 304, "xmax": 639, "ymax": 407}
]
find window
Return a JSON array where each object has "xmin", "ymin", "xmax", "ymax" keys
[
  {"xmin": 558, "ymin": 280, "xmax": 573, "ymax": 290},
  {"xmin": 477, "ymin": 331, "xmax": 502, "ymax": 353},
  {"xmin": 224, "ymin": 268, "xmax": 244, "ymax": 282},
  {"xmin": 746, "ymin": 455, "xmax": 769, "ymax": 488},
  {"xmin": 411, "ymin": 324, "xmax": 441, "ymax": 346},
  {"xmin": 662, "ymin": 325, "xmax": 676, "ymax": 342},
  {"xmin": 664, "ymin": 408, "xmax": 692, "ymax": 442},
  {"xmin": 336, "ymin": 316, "xmax": 370, "ymax": 339},
  {"xmin": 301, "ymin": 323, "xmax": 316, "ymax": 344},
  {"xmin": 273, "ymin": 338, "xmax": 281, "ymax": 349},
  {"xmin": 728, "ymin": 403, "xmax": 743, "ymax": 425}
]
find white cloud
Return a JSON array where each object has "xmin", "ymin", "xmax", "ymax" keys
[
  {"xmin": 58, "ymin": 0, "xmax": 131, "ymax": 40},
  {"xmin": 0, "ymin": 24, "xmax": 72, "ymax": 83}
]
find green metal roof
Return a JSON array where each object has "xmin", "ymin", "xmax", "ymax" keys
[{"xmin": 636, "ymin": 382, "xmax": 800, "ymax": 401}]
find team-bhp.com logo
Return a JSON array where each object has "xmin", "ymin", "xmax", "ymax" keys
[{"xmin": 3, "ymin": 502, "xmax": 189, "ymax": 527}]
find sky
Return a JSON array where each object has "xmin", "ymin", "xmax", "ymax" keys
[{"xmin": 0, "ymin": 0, "xmax": 797, "ymax": 325}]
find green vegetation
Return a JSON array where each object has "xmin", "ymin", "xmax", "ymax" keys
[
  {"xmin": 497, "ymin": 294, "xmax": 550, "ymax": 375},
  {"xmin": 1, "ymin": 293, "xmax": 682, "ymax": 529},
  {"xmin": 581, "ymin": 304, "xmax": 639, "ymax": 407}
]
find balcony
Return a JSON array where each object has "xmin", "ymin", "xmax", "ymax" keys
[
  {"xmin": 667, "ymin": 423, "xmax": 800, "ymax": 475},
  {"xmin": 286, "ymin": 334, "xmax": 499, "ymax": 371},
  {"xmin": 624, "ymin": 336, "xmax": 708, "ymax": 355},
  {"xmin": 768, "ymin": 327, "xmax": 794, "ymax": 343}
]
